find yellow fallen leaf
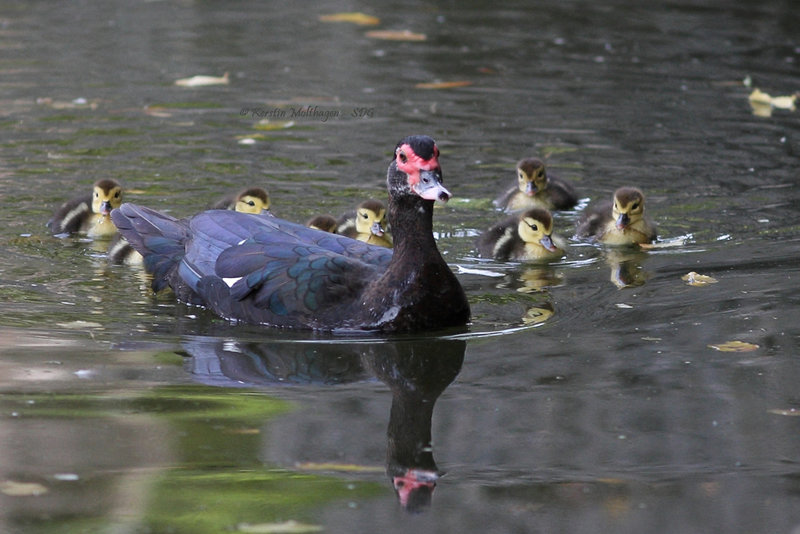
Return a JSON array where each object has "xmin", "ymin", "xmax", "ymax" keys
[
  {"xmin": 708, "ymin": 341, "xmax": 759, "ymax": 352},
  {"xmin": 237, "ymin": 520, "xmax": 323, "ymax": 533},
  {"xmin": 681, "ymin": 271, "xmax": 718, "ymax": 286},
  {"xmin": 295, "ymin": 462, "xmax": 383, "ymax": 473},
  {"xmin": 365, "ymin": 30, "xmax": 427, "ymax": 41},
  {"xmin": 174, "ymin": 72, "xmax": 230, "ymax": 87},
  {"xmin": 522, "ymin": 306, "xmax": 554, "ymax": 325},
  {"xmin": 319, "ymin": 12, "xmax": 380, "ymax": 25},
  {"xmin": 748, "ymin": 88, "xmax": 797, "ymax": 117},
  {"xmin": 415, "ymin": 80, "xmax": 473, "ymax": 90},
  {"xmin": 767, "ymin": 408, "xmax": 800, "ymax": 416},
  {"xmin": 143, "ymin": 105, "xmax": 173, "ymax": 117},
  {"xmin": 0, "ymin": 480, "xmax": 48, "ymax": 497}
]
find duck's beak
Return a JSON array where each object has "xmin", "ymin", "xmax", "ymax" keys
[
  {"xmin": 100, "ymin": 201, "xmax": 113, "ymax": 215},
  {"xmin": 412, "ymin": 169, "xmax": 451, "ymax": 202},
  {"xmin": 616, "ymin": 212, "xmax": 630, "ymax": 230},
  {"xmin": 371, "ymin": 221, "xmax": 385, "ymax": 237},
  {"xmin": 525, "ymin": 181, "xmax": 537, "ymax": 196},
  {"xmin": 540, "ymin": 234, "xmax": 557, "ymax": 252}
]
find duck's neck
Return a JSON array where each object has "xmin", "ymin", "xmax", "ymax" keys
[{"xmin": 388, "ymin": 195, "xmax": 439, "ymax": 259}]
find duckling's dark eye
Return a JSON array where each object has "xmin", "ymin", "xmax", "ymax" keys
[
  {"xmin": 114, "ymin": 191, "xmax": 121, "ymax": 198},
  {"xmin": 247, "ymin": 200, "xmax": 256, "ymax": 206},
  {"xmin": 94, "ymin": 192, "xmax": 99, "ymax": 197},
  {"xmin": 360, "ymin": 212, "xmax": 368, "ymax": 219},
  {"xmin": 398, "ymin": 151, "xmax": 408, "ymax": 164},
  {"xmin": 529, "ymin": 223, "xmax": 538, "ymax": 231},
  {"xmin": 631, "ymin": 202, "xmax": 640, "ymax": 210}
]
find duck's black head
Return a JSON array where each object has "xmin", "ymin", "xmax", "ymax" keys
[{"xmin": 388, "ymin": 135, "xmax": 451, "ymax": 203}]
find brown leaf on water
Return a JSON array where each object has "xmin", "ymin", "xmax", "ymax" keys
[
  {"xmin": 522, "ymin": 306, "xmax": 554, "ymax": 325},
  {"xmin": 0, "ymin": 480, "xmax": 49, "ymax": 497},
  {"xmin": 708, "ymin": 341, "xmax": 759, "ymax": 352},
  {"xmin": 143, "ymin": 105, "xmax": 173, "ymax": 118},
  {"xmin": 681, "ymin": 271, "xmax": 718, "ymax": 286},
  {"xmin": 365, "ymin": 30, "xmax": 427, "ymax": 41},
  {"xmin": 415, "ymin": 80, "xmax": 473, "ymax": 90},
  {"xmin": 319, "ymin": 12, "xmax": 380, "ymax": 25},
  {"xmin": 767, "ymin": 408, "xmax": 800, "ymax": 417},
  {"xmin": 295, "ymin": 462, "xmax": 383, "ymax": 473}
]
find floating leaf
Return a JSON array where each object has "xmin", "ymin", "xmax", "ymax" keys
[
  {"xmin": 0, "ymin": 480, "xmax": 48, "ymax": 497},
  {"xmin": 767, "ymin": 408, "xmax": 800, "ymax": 416},
  {"xmin": 57, "ymin": 320, "xmax": 103, "ymax": 329},
  {"xmin": 174, "ymin": 72, "xmax": 230, "ymax": 87},
  {"xmin": 295, "ymin": 462, "xmax": 383, "ymax": 473},
  {"xmin": 415, "ymin": 80, "xmax": 473, "ymax": 89},
  {"xmin": 143, "ymin": 105, "xmax": 173, "ymax": 117},
  {"xmin": 254, "ymin": 120, "xmax": 295, "ymax": 131},
  {"xmin": 681, "ymin": 271, "xmax": 718, "ymax": 286},
  {"xmin": 522, "ymin": 306, "xmax": 554, "ymax": 325},
  {"xmin": 708, "ymin": 341, "xmax": 759, "ymax": 352},
  {"xmin": 237, "ymin": 520, "xmax": 323, "ymax": 533},
  {"xmin": 319, "ymin": 12, "xmax": 380, "ymax": 25},
  {"xmin": 365, "ymin": 30, "xmax": 427, "ymax": 41},
  {"xmin": 748, "ymin": 88, "xmax": 797, "ymax": 117}
]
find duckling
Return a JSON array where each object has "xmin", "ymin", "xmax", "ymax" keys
[
  {"xmin": 337, "ymin": 199, "xmax": 393, "ymax": 248},
  {"xmin": 576, "ymin": 186, "xmax": 657, "ymax": 245},
  {"xmin": 47, "ymin": 179, "xmax": 123, "ymax": 237},
  {"xmin": 212, "ymin": 187, "xmax": 270, "ymax": 214},
  {"xmin": 306, "ymin": 214, "xmax": 338, "ymax": 233},
  {"xmin": 477, "ymin": 208, "xmax": 566, "ymax": 262},
  {"xmin": 494, "ymin": 158, "xmax": 578, "ymax": 212}
]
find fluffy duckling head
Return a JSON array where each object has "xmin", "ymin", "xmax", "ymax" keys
[
  {"xmin": 611, "ymin": 187, "xmax": 646, "ymax": 230},
  {"xmin": 355, "ymin": 199, "xmax": 388, "ymax": 237},
  {"xmin": 517, "ymin": 208, "xmax": 558, "ymax": 252},
  {"xmin": 92, "ymin": 179, "xmax": 123, "ymax": 216},
  {"xmin": 516, "ymin": 158, "xmax": 548, "ymax": 196},
  {"xmin": 234, "ymin": 187, "xmax": 270, "ymax": 214},
  {"xmin": 307, "ymin": 214, "xmax": 338, "ymax": 233}
]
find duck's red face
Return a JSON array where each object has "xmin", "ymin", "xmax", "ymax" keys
[{"xmin": 395, "ymin": 141, "xmax": 451, "ymax": 202}]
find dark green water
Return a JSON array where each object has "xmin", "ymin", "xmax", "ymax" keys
[{"xmin": 1, "ymin": 1, "xmax": 799, "ymax": 532}]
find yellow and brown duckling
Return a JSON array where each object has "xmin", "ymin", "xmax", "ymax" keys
[
  {"xmin": 47, "ymin": 179, "xmax": 123, "ymax": 237},
  {"xmin": 306, "ymin": 214, "xmax": 338, "ymax": 233},
  {"xmin": 495, "ymin": 158, "xmax": 578, "ymax": 212},
  {"xmin": 336, "ymin": 199, "xmax": 393, "ymax": 248},
  {"xmin": 212, "ymin": 187, "xmax": 271, "ymax": 214},
  {"xmin": 576, "ymin": 186, "xmax": 657, "ymax": 245},
  {"xmin": 477, "ymin": 208, "xmax": 566, "ymax": 262}
]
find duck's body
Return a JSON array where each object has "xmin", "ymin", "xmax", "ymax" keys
[
  {"xmin": 212, "ymin": 187, "xmax": 270, "ymax": 214},
  {"xmin": 576, "ymin": 187, "xmax": 656, "ymax": 245},
  {"xmin": 111, "ymin": 135, "xmax": 469, "ymax": 333},
  {"xmin": 336, "ymin": 199, "xmax": 393, "ymax": 248},
  {"xmin": 495, "ymin": 158, "xmax": 578, "ymax": 212},
  {"xmin": 48, "ymin": 179, "xmax": 123, "ymax": 237},
  {"xmin": 477, "ymin": 208, "xmax": 566, "ymax": 261}
]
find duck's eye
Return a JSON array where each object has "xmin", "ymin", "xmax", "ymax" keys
[
  {"xmin": 631, "ymin": 202, "xmax": 640, "ymax": 210},
  {"xmin": 360, "ymin": 212, "xmax": 368, "ymax": 219},
  {"xmin": 94, "ymin": 191, "xmax": 99, "ymax": 197},
  {"xmin": 398, "ymin": 151, "xmax": 408, "ymax": 164},
  {"xmin": 114, "ymin": 191, "xmax": 121, "ymax": 198},
  {"xmin": 529, "ymin": 223, "xmax": 538, "ymax": 231},
  {"xmin": 247, "ymin": 200, "xmax": 256, "ymax": 206}
]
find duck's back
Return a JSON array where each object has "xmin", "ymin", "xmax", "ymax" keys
[{"xmin": 576, "ymin": 200, "xmax": 613, "ymax": 239}]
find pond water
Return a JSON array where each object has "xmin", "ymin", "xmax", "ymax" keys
[{"xmin": 1, "ymin": 0, "xmax": 799, "ymax": 532}]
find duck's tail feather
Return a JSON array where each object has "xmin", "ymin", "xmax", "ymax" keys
[{"xmin": 111, "ymin": 203, "xmax": 189, "ymax": 293}]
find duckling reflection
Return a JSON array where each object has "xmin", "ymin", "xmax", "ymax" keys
[
  {"xmin": 605, "ymin": 248, "xmax": 650, "ymax": 288},
  {"xmin": 180, "ymin": 336, "xmax": 465, "ymax": 512}
]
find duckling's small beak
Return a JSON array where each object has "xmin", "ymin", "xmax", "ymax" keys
[
  {"xmin": 525, "ymin": 181, "xmax": 538, "ymax": 196},
  {"xmin": 540, "ymin": 234, "xmax": 557, "ymax": 252},
  {"xmin": 412, "ymin": 169, "xmax": 451, "ymax": 202},
  {"xmin": 100, "ymin": 201, "xmax": 113, "ymax": 215},
  {"xmin": 616, "ymin": 213, "xmax": 630, "ymax": 230},
  {"xmin": 370, "ymin": 221, "xmax": 385, "ymax": 237}
]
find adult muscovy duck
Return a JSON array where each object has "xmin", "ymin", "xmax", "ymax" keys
[{"xmin": 111, "ymin": 135, "xmax": 470, "ymax": 333}]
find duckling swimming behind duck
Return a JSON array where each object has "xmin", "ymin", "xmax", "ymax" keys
[
  {"xmin": 477, "ymin": 208, "xmax": 566, "ymax": 261},
  {"xmin": 337, "ymin": 199, "xmax": 393, "ymax": 248},
  {"xmin": 576, "ymin": 186, "xmax": 657, "ymax": 245},
  {"xmin": 48, "ymin": 179, "xmax": 123, "ymax": 237},
  {"xmin": 306, "ymin": 214, "xmax": 338, "ymax": 233},
  {"xmin": 213, "ymin": 187, "xmax": 271, "ymax": 214},
  {"xmin": 495, "ymin": 158, "xmax": 578, "ymax": 212}
]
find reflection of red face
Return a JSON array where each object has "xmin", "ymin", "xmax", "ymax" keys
[{"xmin": 392, "ymin": 469, "xmax": 437, "ymax": 508}]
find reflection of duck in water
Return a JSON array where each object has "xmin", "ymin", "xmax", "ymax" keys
[
  {"xmin": 365, "ymin": 339, "xmax": 465, "ymax": 512},
  {"xmin": 605, "ymin": 248, "xmax": 650, "ymax": 288},
  {"xmin": 180, "ymin": 336, "xmax": 465, "ymax": 512}
]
